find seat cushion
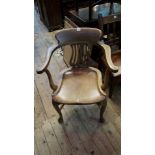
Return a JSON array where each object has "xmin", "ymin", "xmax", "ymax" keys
[{"xmin": 52, "ymin": 67, "xmax": 106, "ymax": 104}]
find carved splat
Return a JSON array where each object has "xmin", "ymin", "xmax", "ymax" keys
[{"xmin": 68, "ymin": 43, "xmax": 92, "ymax": 67}]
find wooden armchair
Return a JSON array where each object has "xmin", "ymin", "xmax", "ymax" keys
[{"xmin": 37, "ymin": 28, "xmax": 118, "ymax": 123}]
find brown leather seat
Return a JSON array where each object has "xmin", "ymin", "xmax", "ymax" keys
[{"xmin": 52, "ymin": 67, "xmax": 106, "ymax": 104}]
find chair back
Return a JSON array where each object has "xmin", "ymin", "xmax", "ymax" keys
[{"xmin": 55, "ymin": 28, "xmax": 102, "ymax": 67}]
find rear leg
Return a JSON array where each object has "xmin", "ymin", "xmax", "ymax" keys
[{"xmin": 99, "ymin": 99, "xmax": 107, "ymax": 123}]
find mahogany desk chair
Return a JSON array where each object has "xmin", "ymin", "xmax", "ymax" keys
[{"xmin": 37, "ymin": 28, "xmax": 118, "ymax": 123}]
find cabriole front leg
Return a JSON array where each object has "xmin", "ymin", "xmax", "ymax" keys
[{"xmin": 52, "ymin": 100, "xmax": 63, "ymax": 123}]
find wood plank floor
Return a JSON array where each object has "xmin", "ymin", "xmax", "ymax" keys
[{"xmin": 34, "ymin": 10, "xmax": 121, "ymax": 155}]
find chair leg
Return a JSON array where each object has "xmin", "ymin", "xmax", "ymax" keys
[
  {"xmin": 99, "ymin": 100, "xmax": 107, "ymax": 123},
  {"xmin": 109, "ymin": 84, "xmax": 114, "ymax": 98},
  {"xmin": 109, "ymin": 76, "xmax": 114, "ymax": 98},
  {"xmin": 52, "ymin": 100, "xmax": 63, "ymax": 123}
]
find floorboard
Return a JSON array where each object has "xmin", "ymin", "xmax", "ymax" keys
[
  {"xmin": 35, "ymin": 128, "xmax": 51, "ymax": 155},
  {"xmin": 73, "ymin": 105, "xmax": 117, "ymax": 155},
  {"xmin": 50, "ymin": 118, "xmax": 75, "ymax": 155},
  {"xmin": 42, "ymin": 121, "xmax": 63, "ymax": 155},
  {"xmin": 63, "ymin": 106, "xmax": 102, "ymax": 155},
  {"xmin": 34, "ymin": 141, "xmax": 40, "ymax": 155},
  {"xmin": 34, "ymin": 83, "xmax": 47, "ymax": 129}
]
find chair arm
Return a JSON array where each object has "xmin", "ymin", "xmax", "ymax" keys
[
  {"xmin": 97, "ymin": 42, "xmax": 119, "ymax": 73},
  {"xmin": 36, "ymin": 45, "xmax": 59, "ymax": 91},
  {"xmin": 36, "ymin": 45, "xmax": 58, "ymax": 74}
]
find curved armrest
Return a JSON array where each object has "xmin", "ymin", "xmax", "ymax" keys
[
  {"xmin": 36, "ymin": 45, "xmax": 60, "ymax": 91},
  {"xmin": 97, "ymin": 42, "xmax": 118, "ymax": 73},
  {"xmin": 36, "ymin": 45, "xmax": 58, "ymax": 74}
]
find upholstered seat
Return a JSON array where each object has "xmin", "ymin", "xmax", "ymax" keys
[{"xmin": 52, "ymin": 67, "xmax": 106, "ymax": 104}]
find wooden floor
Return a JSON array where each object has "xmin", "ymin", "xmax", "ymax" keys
[{"xmin": 34, "ymin": 10, "xmax": 121, "ymax": 155}]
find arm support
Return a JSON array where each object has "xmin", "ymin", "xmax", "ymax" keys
[
  {"xmin": 36, "ymin": 45, "xmax": 59, "ymax": 91},
  {"xmin": 97, "ymin": 42, "xmax": 118, "ymax": 73},
  {"xmin": 36, "ymin": 45, "xmax": 58, "ymax": 74}
]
